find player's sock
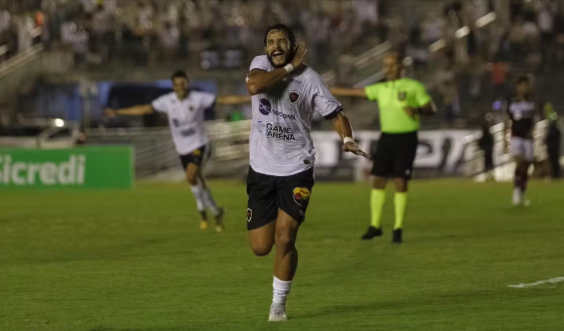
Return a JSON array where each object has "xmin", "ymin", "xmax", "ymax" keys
[
  {"xmin": 190, "ymin": 185, "xmax": 206, "ymax": 216},
  {"xmin": 272, "ymin": 276, "xmax": 292, "ymax": 306},
  {"xmin": 202, "ymin": 188, "xmax": 221, "ymax": 216},
  {"xmin": 370, "ymin": 189, "xmax": 386, "ymax": 228},
  {"xmin": 521, "ymin": 170, "xmax": 529, "ymax": 194},
  {"xmin": 394, "ymin": 192, "xmax": 408, "ymax": 230}
]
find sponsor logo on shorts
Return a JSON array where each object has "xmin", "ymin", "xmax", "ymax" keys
[
  {"xmin": 293, "ymin": 187, "xmax": 311, "ymax": 206},
  {"xmin": 398, "ymin": 91, "xmax": 407, "ymax": 101},
  {"xmin": 258, "ymin": 98, "xmax": 296, "ymax": 119},
  {"xmin": 289, "ymin": 91, "xmax": 300, "ymax": 104},
  {"xmin": 247, "ymin": 208, "xmax": 252, "ymax": 222}
]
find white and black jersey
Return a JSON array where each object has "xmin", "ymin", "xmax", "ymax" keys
[{"xmin": 151, "ymin": 91, "xmax": 215, "ymax": 155}]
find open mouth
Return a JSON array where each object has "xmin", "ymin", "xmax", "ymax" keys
[{"xmin": 272, "ymin": 50, "xmax": 285, "ymax": 61}]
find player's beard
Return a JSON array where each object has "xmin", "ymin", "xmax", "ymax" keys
[{"xmin": 267, "ymin": 48, "xmax": 296, "ymax": 68}]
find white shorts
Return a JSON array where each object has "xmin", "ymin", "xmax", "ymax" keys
[{"xmin": 510, "ymin": 137, "xmax": 534, "ymax": 162}]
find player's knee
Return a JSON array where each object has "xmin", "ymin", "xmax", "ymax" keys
[
  {"xmin": 186, "ymin": 172, "xmax": 198, "ymax": 185},
  {"xmin": 394, "ymin": 178, "xmax": 408, "ymax": 192},
  {"xmin": 251, "ymin": 241, "xmax": 273, "ymax": 256},
  {"xmin": 372, "ymin": 176, "xmax": 387, "ymax": 189},
  {"xmin": 275, "ymin": 230, "xmax": 296, "ymax": 253}
]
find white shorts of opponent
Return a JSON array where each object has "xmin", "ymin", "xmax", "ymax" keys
[{"xmin": 510, "ymin": 137, "xmax": 534, "ymax": 162}]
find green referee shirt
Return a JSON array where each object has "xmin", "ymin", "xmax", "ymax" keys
[{"xmin": 365, "ymin": 78, "xmax": 431, "ymax": 133}]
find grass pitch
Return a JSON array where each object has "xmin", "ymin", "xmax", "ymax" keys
[{"xmin": 1, "ymin": 179, "xmax": 563, "ymax": 331}]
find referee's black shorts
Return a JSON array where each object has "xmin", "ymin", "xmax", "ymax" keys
[{"xmin": 371, "ymin": 132, "xmax": 418, "ymax": 180}]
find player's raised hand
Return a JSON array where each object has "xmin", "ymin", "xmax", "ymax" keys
[
  {"xmin": 343, "ymin": 141, "xmax": 371, "ymax": 159},
  {"xmin": 104, "ymin": 108, "xmax": 117, "ymax": 118},
  {"xmin": 291, "ymin": 42, "xmax": 308, "ymax": 69}
]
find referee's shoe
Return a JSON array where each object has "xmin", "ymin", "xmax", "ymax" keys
[{"xmin": 361, "ymin": 226, "xmax": 382, "ymax": 240}]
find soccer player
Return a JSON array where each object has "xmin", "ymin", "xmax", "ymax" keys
[
  {"xmin": 503, "ymin": 75, "xmax": 543, "ymax": 206},
  {"xmin": 245, "ymin": 23, "xmax": 369, "ymax": 321},
  {"xmin": 105, "ymin": 70, "xmax": 251, "ymax": 232},
  {"xmin": 331, "ymin": 53, "xmax": 436, "ymax": 243}
]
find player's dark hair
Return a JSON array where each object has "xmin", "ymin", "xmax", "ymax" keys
[
  {"xmin": 171, "ymin": 70, "xmax": 188, "ymax": 81},
  {"xmin": 263, "ymin": 23, "xmax": 296, "ymax": 50}
]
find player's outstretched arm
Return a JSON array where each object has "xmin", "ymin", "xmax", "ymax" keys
[
  {"xmin": 216, "ymin": 95, "xmax": 252, "ymax": 105},
  {"xmin": 105, "ymin": 105, "xmax": 154, "ymax": 117},
  {"xmin": 330, "ymin": 87, "xmax": 368, "ymax": 99},
  {"xmin": 331, "ymin": 112, "xmax": 370, "ymax": 159},
  {"xmin": 246, "ymin": 42, "xmax": 308, "ymax": 95}
]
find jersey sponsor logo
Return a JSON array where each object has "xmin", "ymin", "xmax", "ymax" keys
[
  {"xmin": 259, "ymin": 98, "xmax": 272, "ymax": 115},
  {"xmin": 258, "ymin": 122, "xmax": 296, "ymax": 141},
  {"xmin": 398, "ymin": 91, "xmax": 407, "ymax": 101},
  {"xmin": 293, "ymin": 187, "xmax": 311, "ymax": 206},
  {"xmin": 247, "ymin": 208, "xmax": 252, "ymax": 222},
  {"xmin": 258, "ymin": 98, "xmax": 296, "ymax": 119},
  {"xmin": 289, "ymin": 91, "xmax": 301, "ymax": 103}
]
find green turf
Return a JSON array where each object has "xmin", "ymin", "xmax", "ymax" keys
[{"xmin": 1, "ymin": 179, "xmax": 563, "ymax": 331}]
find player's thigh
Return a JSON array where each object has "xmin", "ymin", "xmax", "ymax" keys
[
  {"xmin": 522, "ymin": 139, "xmax": 534, "ymax": 163},
  {"xmin": 371, "ymin": 134, "xmax": 395, "ymax": 178},
  {"xmin": 276, "ymin": 168, "xmax": 315, "ymax": 225},
  {"xmin": 248, "ymin": 221, "xmax": 276, "ymax": 256},
  {"xmin": 392, "ymin": 133, "xmax": 418, "ymax": 180},
  {"xmin": 247, "ymin": 167, "xmax": 278, "ymax": 231}
]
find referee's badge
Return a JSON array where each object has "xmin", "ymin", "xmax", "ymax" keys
[{"xmin": 398, "ymin": 91, "xmax": 407, "ymax": 101}]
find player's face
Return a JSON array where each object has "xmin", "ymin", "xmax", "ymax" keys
[
  {"xmin": 384, "ymin": 56, "xmax": 401, "ymax": 80},
  {"xmin": 266, "ymin": 30, "xmax": 292, "ymax": 68},
  {"xmin": 173, "ymin": 77, "xmax": 189, "ymax": 99},
  {"xmin": 516, "ymin": 82, "xmax": 530, "ymax": 97}
]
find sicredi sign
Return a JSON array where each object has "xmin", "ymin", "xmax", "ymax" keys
[
  {"xmin": 0, "ymin": 147, "xmax": 133, "ymax": 189},
  {"xmin": 0, "ymin": 154, "xmax": 85, "ymax": 186}
]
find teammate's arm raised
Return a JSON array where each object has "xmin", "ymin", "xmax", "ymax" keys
[
  {"xmin": 246, "ymin": 42, "xmax": 307, "ymax": 95},
  {"xmin": 105, "ymin": 104, "xmax": 154, "ymax": 118}
]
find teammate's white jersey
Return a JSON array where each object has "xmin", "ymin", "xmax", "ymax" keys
[
  {"xmin": 248, "ymin": 55, "xmax": 342, "ymax": 176},
  {"xmin": 151, "ymin": 91, "xmax": 215, "ymax": 155}
]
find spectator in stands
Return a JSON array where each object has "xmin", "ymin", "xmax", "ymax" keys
[
  {"xmin": 421, "ymin": 11, "xmax": 444, "ymax": 45},
  {"xmin": 159, "ymin": 21, "xmax": 179, "ymax": 61}
]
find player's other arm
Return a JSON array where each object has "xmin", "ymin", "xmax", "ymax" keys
[
  {"xmin": 105, "ymin": 104, "xmax": 154, "ymax": 117},
  {"xmin": 246, "ymin": 42, "xmax": 308, "ymax": 95},
  {"xmin": 330, "ymin": 111, "xmax": 370, "ymax": 159}
]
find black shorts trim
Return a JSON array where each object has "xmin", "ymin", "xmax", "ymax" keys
[
  {"xmin": 371, "ymin": 132, "xmax": 418, "ymax": 179},
  {"xmin": 246, "ymin": 167, "xmax": 315, "ymax": 230},
  {"xmin": 179, "ymin": 145, "xmax": 210, "ymax": 169}
]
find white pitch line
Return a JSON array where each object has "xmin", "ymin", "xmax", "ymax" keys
[{"xmin": 508, "ymin": 276, "xmax": 564, "ymax": 288}]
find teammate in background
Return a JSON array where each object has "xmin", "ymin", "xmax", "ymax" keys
[
  {"xmin": 246, "ymin": 23, "xmax": 368, "ymax": 321},
  {"xmin": 503, "ymin": 75, "xmax": 543, "ymax": 206},
  {"xmin": 331, "ymin": 53, "xmax": 436, "ymax": 243},
  {"xmin": 105, "ymin": 70, "xmax": 251, "ymax": 232}
]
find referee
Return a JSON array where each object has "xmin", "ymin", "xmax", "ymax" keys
[{"xmin": 332, "ymin": 53, "xmax": 436, "ymax": 243}]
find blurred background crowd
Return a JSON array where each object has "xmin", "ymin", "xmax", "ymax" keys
[{"xmin": 1, "ymin": 0, "xmax": 564, "ymax": 129}]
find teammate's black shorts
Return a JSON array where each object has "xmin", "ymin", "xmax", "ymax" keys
[
  {"xmin": 371, "ymin": 132, "xmax": 418, "ymax": 179},
  {"xmin": 246, "ymin": 167, "xmax": 315, "ymax": 230},
  {"xmin": 179, "ymin": 145, "xmax": 210, "ymax": 170}
]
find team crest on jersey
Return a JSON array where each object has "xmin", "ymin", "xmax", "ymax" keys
[
  {"xmin": 189, "ymin": 106, "xmax": 195, "ymax": 112},
  {"xmin": 289, "ymin": 91, "xmax": 301, "ymax": 104},
  {"xmin": 247, "ymin": 208, "xmax": 252, "ymax": 222},
  {"xmin": 398, "ymin": 91, "xmax": 407, "ymax": 101},
  {"xmin": 293, "ymin": 187, "xmax": 311, "ymax": 206},
  {"xmin": 172, "ymin": 119, "xmax": 180, "ymax": 127}
]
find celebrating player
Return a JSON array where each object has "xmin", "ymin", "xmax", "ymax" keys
[
  {"xmin": 245, "ymin": 23, "xmax": 369, "ymax": 321},
  {"xmin": 105, "ymin": 70, "xmax": 251, "ymax": 232},
  {"xmin": 503, "ymin": 75, "xmax": 543, "ymax": 206},
  {"xmin": 331, "ymin": 53, "xmax": 436, "ymax": 243}
]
